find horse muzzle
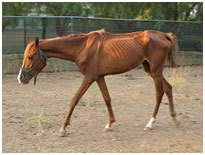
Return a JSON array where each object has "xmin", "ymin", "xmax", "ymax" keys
[{"xmin": 18, "ymin": 74, "xmax": 30, "ymax": 84}]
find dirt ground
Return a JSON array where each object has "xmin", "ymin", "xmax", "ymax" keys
[{"xmin": 2, "ymin": 66, "xmax": 203, "ymax": 153}]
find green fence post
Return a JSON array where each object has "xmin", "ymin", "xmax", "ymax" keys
[
  {"xmin": 23, "ymin": 18, "xmax": 27, "ymax": 49},
  {"xmin": 158, "ymin": 21, "xmax": 161, "ymax": 31},
  {"xmin": 42, "ymin": 18, "xmax": 47, "ymax": 39}
]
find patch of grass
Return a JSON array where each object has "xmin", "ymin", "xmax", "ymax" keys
[
  {"xmin": 32, "ymin": 110, "xmax": 51, "ymax": 133},
  {"xmin": 68, "ymin": 88, "xmax": 86, "ymax": 106},
  {"xmin": 68, "ymin": 82, "xmax": 102, "ymax": 107},
  {"xmin": 169, "ymin": 73, "xmax": 184, "ymax": 93},
  {"xmin": 2, "ymin": 70, "xmax": 8, "ymax": 78},
  {"xmin": 86, "ymin": 83, "xmax": 101, "ymax": 107},
  {"xmin": 167, "ymin": 67, "xmax": 189, "ymax": 94}
]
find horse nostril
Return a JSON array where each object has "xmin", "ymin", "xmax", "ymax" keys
[{"xmin": 20, "ymin": 75, "xmax": 24, "ymax": 81}]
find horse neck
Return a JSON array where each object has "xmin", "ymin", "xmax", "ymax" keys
[{"xmin": 39, "ymin": 37, "xmax": 86, "ymax": 62}]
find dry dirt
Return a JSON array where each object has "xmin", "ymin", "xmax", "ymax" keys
[{"xmin": 2, "ymin": 66, "xmax": 203, "ymax": 153}]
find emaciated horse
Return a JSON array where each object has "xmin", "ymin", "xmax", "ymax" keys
[{"xmin": 17, "ymin": 29, "xmax": 178, "ymax": 137}]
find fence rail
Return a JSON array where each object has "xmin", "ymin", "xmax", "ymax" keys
[{"xmin": 2, "ymin": 16, "xmax": 203, "ymax": 54}]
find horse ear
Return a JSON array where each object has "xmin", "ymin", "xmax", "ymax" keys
[
  {"xmin": 35, "ymin": 37, "xmax": 39, "ymax": 46},
  {"xmin": 26, "ymin": 37, "xmax": 31, "ymax": 44}
]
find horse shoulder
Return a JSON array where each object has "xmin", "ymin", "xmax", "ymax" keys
[{"xmin": 75, "ymin": 35, "xmax": 103, "ymax": 77}]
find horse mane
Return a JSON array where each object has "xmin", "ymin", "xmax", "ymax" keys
[{"xmin": 50, "ymin": 28, "xmax": 106, "ymax": 41}]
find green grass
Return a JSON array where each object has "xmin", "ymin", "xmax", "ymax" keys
[
  {"xmin": 68, "ymin": 88, "xmax": 86, "ymax": 106},
  {"xmin": 86, "ymin": 83, "xmax": 101, "ymax": 107},
  {"xmin": 68, "ymin": 82, "xmax": 102, "ymax": 107},
  {"xmin": 32, "ymin": 110, "xmax": 51, "ymax": 133}
]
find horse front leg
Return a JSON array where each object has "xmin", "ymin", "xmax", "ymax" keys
[
  {"xmin": 96, "ymin": 76, "xmax": 116, "ymax": 131},
  {"xmin": 59, "ymin": 77, "xmax": 94, "ymax": 137}
]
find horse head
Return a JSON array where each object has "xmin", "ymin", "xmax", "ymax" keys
[{"xmin": 17, "ymin": 37, "xmax": 48, "ymax": 85}]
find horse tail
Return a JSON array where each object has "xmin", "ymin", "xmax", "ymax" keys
[{"xmin": 165, "ymin": 33, "xmax": 177, "ymax": 68}]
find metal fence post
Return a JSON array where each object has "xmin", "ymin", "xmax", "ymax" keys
[
  {"xmin": 23, "ymin": 18, "xmax": 27, "ymax": 50},
  {"xmin": 70, "ymin": 16, "xmax": 73, "ymax": 34},
  {"xmin": 158, "ymin": 21, "xmax": 161, "ymax": 31},
  {"xmin": 42, "ymin": 18, "xmax": 47, "ymax": 39}
]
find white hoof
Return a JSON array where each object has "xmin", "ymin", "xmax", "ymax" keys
[
  {"xmin": 144, "ymin": 117, "xmax": 156, "ymax": 131},
  {"xmin": 103, "ymin": 124, "xmax": 112, "ymax": 132},
  {"xmin": 103, "ymin": 127, "xmax": 112, "ymax": 132},
  {"xmin": 144, "ymin": 125, "xmax": 153, "ymax": 131}
]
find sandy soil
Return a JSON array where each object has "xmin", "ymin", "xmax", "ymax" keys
[{"xmin": 2, "ymin": 66, "xmax": 203, "ymax": 153}]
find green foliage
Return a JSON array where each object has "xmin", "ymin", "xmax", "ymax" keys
[
  {"xmin": 2, "ymin": 2, "xmax": 33, "ymax": 31},
  {"xmin": 2, "ymin": 2, "xmax": 33, "ymax": 16},
  {"xmin": 2, "ymin": 2, "xmax": 203, "ymax": 22},
  {"xmin": 88, "ymin": 2, "xmax": 202, "ymax": 21},
  {"xmin": 36, "ymin": 2, "xmax": 90, "ymax": 16}
]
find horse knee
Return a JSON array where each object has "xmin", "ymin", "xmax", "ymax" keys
[
  {"xmin": 69, "ymin": 99, "xmax": 78, "ymax": 107},
  {"xmin": 164, "ymin": 84, "xmax": 173, "ymax": 98},
  {"xmin": 104, "ymin": 96, "xmax": 111, "ymax": 106},
  {"xmin": 159, "ymin": 91, "xmax": 164, "ymax": 97},
  {"xmin": 156, "ymin": 90, "xmax": 164, "ymax": 100}
]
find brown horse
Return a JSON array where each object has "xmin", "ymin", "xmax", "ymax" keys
[{"xmin": 17, "ymin": 29, "xmax": 178, "ymax": 137}]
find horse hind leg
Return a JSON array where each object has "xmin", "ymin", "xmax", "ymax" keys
[
  {"xmin": 162, "ymin": 77, "xmax": 179, "ymax": 126},
  {"xmin": 145, "ymin": 74, "xmax": 164, "ymax": 130},
  {"xmin": 142, "ymin": 60, "xmax": 164, "ymax": 130},
  {"xmin": 142, "ymin": 60, "xmax": 179, "ymax": 130}
]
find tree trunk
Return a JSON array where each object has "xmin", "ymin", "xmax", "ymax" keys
[{"xmin": 2, "ymin": 19, "xmax": 11, "ymax": 32}]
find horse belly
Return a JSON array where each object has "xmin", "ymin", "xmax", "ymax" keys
[{"xmin": 99, "ymin": 49, "xmax": 145, "ymax": 75}]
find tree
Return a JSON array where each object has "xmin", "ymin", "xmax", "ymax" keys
[
  {"xmin": 2, "ymin": 2, "xmax": 90, "ymax": 34},
  {"xmin": 3, "ymin": 2, "xmax": 202, "ymax": 33},
  {"xmin": 2, "ymin": 2, "xmax": 33, "ymax": 32},
  {"xmin": 37, "ymin": 2, "xmax": 90, "ymax": 36},
  {"xmin": 88, "ymin": 2, "xmax": 203, "ymax": 21},
  {"xmin": 87, "ymin": 2, "xmax": 202, "ymax": 32}
]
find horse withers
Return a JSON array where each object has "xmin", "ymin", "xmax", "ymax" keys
[{"xmin": 17, "ymin": 29, "xmax": 179, "ymax": 137}]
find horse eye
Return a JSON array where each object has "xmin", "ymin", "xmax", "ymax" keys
[{"xmin": 28, "ymin": 55, "xmax": 34, "ymax": 60}]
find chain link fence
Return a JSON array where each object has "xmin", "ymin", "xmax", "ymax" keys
[{"xmin": 2, "ymin": 16, "xmax": 203, "ymax": 54}]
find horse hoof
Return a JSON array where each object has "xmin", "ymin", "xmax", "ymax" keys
[
  {"xmin": 174, "ymin": 120, "xmax": 180, "ymax": 127},
  {"xmin": 59, "ymin": 130, "xmax": 67, "ymax": 137},
  {"xmin": 172, "ymin": 117, "xmax": 180, "ymax": 127},
  {"xmin": 144, "ymin": 126, "xmax": 153, "ymax": 131},
  {"xmin": 103, "ymin": 127, "xmax": 112, "ymax": 132}
]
